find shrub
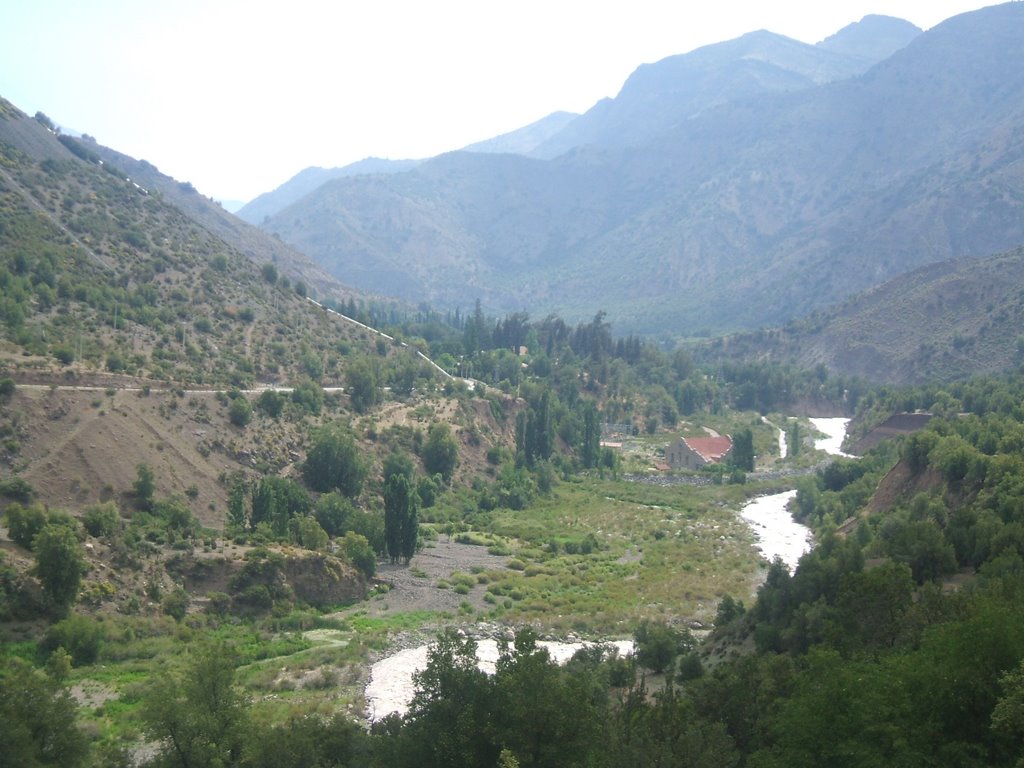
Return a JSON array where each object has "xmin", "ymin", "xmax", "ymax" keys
[
  {"xmin": 0, "ymin": 477, "xmax": 33, "ymax": 503},
  {"xmin": 82, "ymin": 502, "xmax": 120, "ymax": 538},
  {"xmin": 341, "ymin": 531, "xmax": 376, "ymax": 577},
  {"xmin": 228, "ymin": 396, "xmax": 252, "ymax": 427},
  {"xmin": 256, "ymin": 389, "xmax": 284, "ymax": 418},
  {"xmin": 162, "ymin": 588, "xmax": 189, "ymax": 622},
  {"xmin": 4, "ymin": 503, "xmax": 47, "ymax": 548},
  {"xmin": 41, "ymin": 614, "xmax": 103, "ymax": 665}
]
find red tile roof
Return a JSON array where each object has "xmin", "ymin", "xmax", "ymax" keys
[{"xmin": 683, "ymin": 436, "xmax": 733, "ymax": 462}]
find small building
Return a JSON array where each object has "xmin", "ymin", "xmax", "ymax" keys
[{"xmin": 665, "ymin": 435, "xmax": 733, "ymax": 470}]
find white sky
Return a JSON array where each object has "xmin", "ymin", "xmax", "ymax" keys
[{"xmin": 0, "ymin": 1, "xmax": 993, "ymax": 203}]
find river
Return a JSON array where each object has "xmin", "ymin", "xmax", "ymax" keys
[
  {"xmin": 365, "ymin": 418, "xmax": 851, "ymax": 721},
  {"xmin": 809, "ymin": 416, "xmax": 854, "ymax": 458},
  {"xmin": 739, "ymin": 416, "xmax": 850, "ymax": 571},
  {"xmin": 365, "ymin": 637, "xmax": 634, "ymax": 721}
]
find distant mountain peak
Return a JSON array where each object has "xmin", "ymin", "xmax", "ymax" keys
[{"xmin": 817, "ymin": 14, "xmax": 922, "ymax": 63}]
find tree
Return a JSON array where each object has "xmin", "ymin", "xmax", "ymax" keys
[
  {"xmin": 346, "ymin": 358, "xmax": 379, "ymax": 413},
  {"xmin": 4, "ymin": 502, "xmax": 47, "ymax": 549},
  {"xmin": 41, "ymin": 613, "xmax": 103, "ymax": 665},
  {"xmin": 250, "ymin": 476, "xmax": 310, "ymax": 536},
  {"xmin": 716, "ymin": 594, "xmax": 745, "ymax": 626},
  {"xmin": 34, "ymin": 523, "xmax": 85, "ymax": 609},
  {"xmin": 162, "ymin": 588, "xmax": 190, "ymax": 622},
  {"xmin": 0, "ymin": 659, "xmax": 88, "ymax": 768},
  {"xmin": 401, "ymin": 629, "xmax": 497, "ymax": 767},
  {"xmin": 342, "ymin": 531, "xmax": 376, "ymax": 577},
  {"xmin": 313, "ymin": 491, "xmax": 355, "ymax": 537},
  {"xmin": 384, "ymin": 474, "xmax": 418, "ymax": 564},
  {"xmin": 422, "ymin": 423, "xmax": 458, "ymax": 483},
  {"xmin": 290, "ymin": 379, "xmax": 324, "ymax": 415},
  {"xmin": 256, "ymin": 389, "xmax": 284, "ymax": 418},
  {"xmin": 731, "ymin": 428, "xmax": 755, "ymax": 472},
  {"xmin": 82, "ymin": 501, "xmax": 120, "ymax": 538},
  {"xmin": 383, "ymin": 449, "xmax": 416, "ymax": 483},
  {"xmin": 580, "ymin": 402, "xmax": 601, "ymax": 469},
  {"xmin": 635, "ymin": 620, "xmax": 695, "ymax": 674},
  {"xmin": 228, "ymin": 395, "xmax": 252, "ymax": 427},
  {"xmin": 787, "ymin": 420, "xmax": 801, "ymax": 457},
  {"xmin": 294, "ymin": 516, "xmax": 329, "ymax": 551},
  {"xmin": 463, "ymin": 298, "xmax": 487, "ymax": 357},
  {"xmin": 140, "ymin": 644, "xmax": 250, "ymax": 768},
  {"xmin": 227, "ymin": 474, "xmax": 248, "ymax": 529},
  {"xmin": 303, "ymin": 425, "xmax": 367, "ymax": 496},
  {"xmin": 134, "ymin": 463, "xmax": 155, "ymax": 510}
]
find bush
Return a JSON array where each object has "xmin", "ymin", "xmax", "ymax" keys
[
  {"xmin": 41, "ymin": 613, "xmax": 102, "ymax": 665},
  {"xmin": 162, "ymin": 588, "xmax": 189, "ymax": 622},
  {"xmin": 256, "ymin": 389, "xmax": 284, "ymax": 418},
  {"xmin": 228, "ymin": 396, "xmax": 252, "ymax": 427},
  {"xmin": 0, "ymin": 477, "xmax": 33, "ymax": 503},
  {"xmin": 341, "ymin": 531, "xmax": 376, "ymax": 577},
  {"xmin": 82, "ymin": 502, "xmax": 120, "ymax": 538},
  {"xmin": 4, "ymin": 503, "xmax": 47, "ymax": 548}
]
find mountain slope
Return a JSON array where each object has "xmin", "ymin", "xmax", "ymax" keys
[
  {"xmin": 236, "ymin": 157, "xmax": 422, "ymax": 225},
  {"xmin": 461, "ymin": 111, "xmax": 578, "ymax": 155},
  {"xmin": 702, "ymin": 246, "xmax": 1024, "ymax": 385},
  {"xmin": 259, "ymin": 4, "xmax": 1024, "ymax": 334},
  {"xmin": 77, "ymin": 140, "xmax": 368, "ymax": 304},
  {"xmin": 0, "ymin": 97, "xmax": 393, "ymax": 388}
]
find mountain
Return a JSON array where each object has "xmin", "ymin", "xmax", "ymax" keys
[
  {"xmin": 0, "ymin": 96, "xmax": 391, "ymax": 388},
  {"xmin": 74, "ymin": 137, "xmax": 367, "ymax": 307},
  {"xmin": 816, "ymin": 14, "xmax": 923, "ymax": 64},
  {"xmin": 701, "ymin": 246, "xmax": 1024, "ymax": 385},
  {"xmin": 236, "ymin": 157, "xmax": 422, "ymax": 225},
  {"xmin": 257, "ymin": 4, "xmax": 1024, "ymax": 335},
  {"xmin": 530, "ymin": 20, "xmax": 919, "ymax": 159},
  {"xmin": 461, "ymin": 111, "xmax": 579, "ymax": 155}
]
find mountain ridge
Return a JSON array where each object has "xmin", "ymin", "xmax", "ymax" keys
[{"xmin": 256, "ymin": 3, "xmax": 1024, "ymax": 336}]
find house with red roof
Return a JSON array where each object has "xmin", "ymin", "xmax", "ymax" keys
[{"xmin": 665, "ymin": 435, "xmax": 733, "ymax": 470}]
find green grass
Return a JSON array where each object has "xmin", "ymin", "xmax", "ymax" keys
[{"xmin": 450, "ymin": 476, "xmax": 781, "ymax": 633}]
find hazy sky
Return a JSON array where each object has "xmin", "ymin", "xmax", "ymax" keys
[{"xmin": 0, "ymin": 1, "xmax": 993, "ymax": 203}]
